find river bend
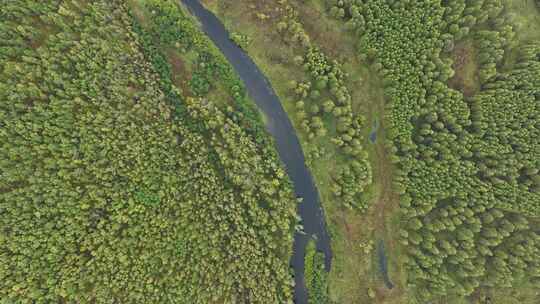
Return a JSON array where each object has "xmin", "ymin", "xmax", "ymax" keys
[{"xmin": 180, "ymin": 1, "xmax": 332, "ymax": 303}]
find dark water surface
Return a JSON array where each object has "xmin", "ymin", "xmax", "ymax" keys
[
  {"xmin": 180, "ymin": 1, "xmax": 332, "ymax": 303},
  {"xmin": 369, "ymin": 119, "xmax": 378, "ymax": 143},
  {"xmin": 377, "ymin": 240, "xmax": 394, "ymax": 289}
]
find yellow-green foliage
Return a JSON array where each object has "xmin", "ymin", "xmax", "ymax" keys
[
  {"xmin": 0, "ymin": 1, "xmax": 296, "ymax": 303},
  {"xmin": 304, "ymin": 239, "xmax": 330, "ymax": 304},
  {"xmin": 327, "ymin": 0, "xmax": 540, "ymax": 301}
]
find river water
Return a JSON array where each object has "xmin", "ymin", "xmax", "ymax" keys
[{"xmin": 180, "ymin": 1, "xmax": 332, "ymax": 303}]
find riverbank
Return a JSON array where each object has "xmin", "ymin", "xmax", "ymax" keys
[
  {"xmin": 197, "ymin": 0, "xmax": 406, "ymax": 303},
  {"xmin": 126, "ymin": 1, "xmax": 302, "ymax": 302},
  {"xmin": 180, "ymin": 1, "xmax": 333, "ymax": 303}
]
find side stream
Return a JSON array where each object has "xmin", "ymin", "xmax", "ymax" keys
[
  {"xmin": 377, "ymin": 240, "xmax": 394, "ymax": 289},
  {"xmin": 180, "ymin": 1, "xmax": 332, "ymax": 303}
]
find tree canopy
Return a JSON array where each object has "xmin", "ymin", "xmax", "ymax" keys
[{"xmin": 0, "ymin": 1, "xmax": 297, "ymax": 303}]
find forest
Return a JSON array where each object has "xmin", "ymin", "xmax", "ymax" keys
[
  {"xmin": 202, "ymin": 0, "xmax": 539, "ymax": 303},
  {"xmin": 1, "ymin": 0, "xmax": 539, "ymax": 303},
  {"xmin": 1, "ymin": 1, "xmax": 297, "ymax": 303},
  {"xmin": 326, "ymin": 0, "xmax": 540, "ymax": 301}
]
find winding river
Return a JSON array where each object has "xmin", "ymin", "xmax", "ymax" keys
[{"xmin": 180, "ymin": 1, "xmax": 332, "ymax": 303}]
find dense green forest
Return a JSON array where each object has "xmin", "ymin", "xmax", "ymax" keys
[
  {"xmin": 325, "ymin": 0, "xmax": 540, "ymax": 301},
  {"xmin": 0, "ymin": 1, "xmax": 297, "ymax": 303},
  {"xmin": 1, "ymin": 0, "xmax": 539, "ymax": 303}
]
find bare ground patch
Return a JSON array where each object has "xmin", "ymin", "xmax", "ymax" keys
[{"xmin": 448, "ymin": 40, "xmax": 480, "ymax": 97}]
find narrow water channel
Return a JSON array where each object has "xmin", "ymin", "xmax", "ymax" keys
[
  {"xmin": 369, "ymin": 119, "xmax": 378, "ymax": 143},
  {"xmin": 377, "ymin": 240, "xmax": 394, "ymax": 289},
  {"xmin": 180, "ymin": 1, "xmax": 332, "ymax": 303}
]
